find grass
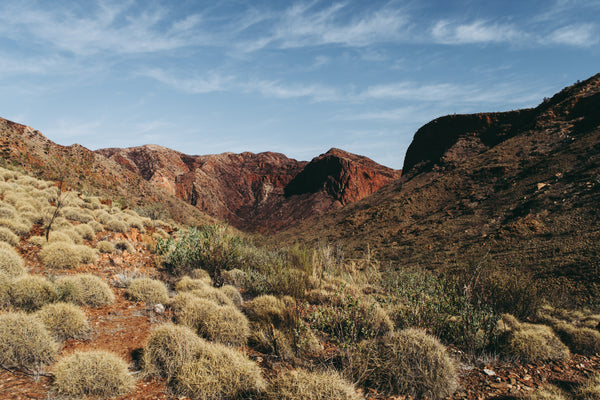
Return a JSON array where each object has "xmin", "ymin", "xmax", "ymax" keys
[
  {"xmin": 97, "ymin": 240, "xmax": 115, "ymax": 253},
  {"xmin": 55, "ymin": 274, "xmax": 115, "ymax": 307},
  {"xmin": 53, "ymin": 350, "xmax": 134, "ymax": 399},
  {"xmin": 35, "ymin": 302, "xmax": 89, "ymax": 341},
  {"xmin": 115, "ymin": 239, "xmax": 135, "ymax": 253},
  {"xmin": 0, "ymin": 226, "xmax": 19, "ymax": 245},
  {"xmin": 9, "ymin": 274, "xmax": 57, "ymax": 311},
  {"xmin": 265, "ymin": 369, "xmax": 361, "ymax": 400},
  {"xmin": 175, "ymin": 275, "xmax": 211, "ymax": 292},
  {"xmin": 127, "ymin": 277, "xmax": 169, "ymax": 304},
  {"xmin": 0, "ymin": 242, "xmax": 26, "ymax": 277},
  {"xmin": 39, "ymin": 242, "xmax": 83, "ymax": 269},
  {"xmin": 574, "ymin": 373, "xmax": 600, "ymax": 400},
  {"xmin": 521, "ymin": 385, "xmax": 570, "ymax": 400},
  {"xmin": 74, "ymin": 223, "xmax": 95, "ymax": 240},
  {"xmin": 0, "ymin": 312, "xmax": 58, "ymax": 370}
]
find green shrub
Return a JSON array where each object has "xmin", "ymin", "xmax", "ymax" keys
[
  {"xmin": 97, "ymin": 240, "xmax": 115, "ymax": 253},
  {"xmin": 266, "ymin": 369, "xmax": 361, "ymax": 400},
  {"xmin": 127, "ymin": 277, "xmax": 169, "ymax": 304},
  {"xmin": 350, "ymin": 329, "xmax": 457, "ymax": 399},
  {"xmin": 39, "ymin": 242, "xmax": 81, "ymax": 269},
  {"xmin": 0, "ymin": 312, "xmax": 58, "ymax": 369},
  {"xmin": 173, "ymin": 295, "xmax": 249, "ymax": 347},
  {"xmin": 53, "ymin": 350, "xmax": 134, "ymax": 398},
  {"xmin": 9, "ymin": 274, "xmax": 57, "ymax": 311},
  {"xmin": 0, "ymin": 226, "xmax": 19, "ymax": 245},
  {"xmin": 521, "ymin": 385, "xmax": 570, "ymax": 400},
  {"xmin": 0, "ymin": 243, "xmax": 26, "ymax": 277},
  {"xmin": 500, "ymin": 316, "xmax": 570, "ymax": 363},
  {"xmin": 143, "ymin": 323, "xmax": 203, "ymax": 381},
  {"xmin": 35, "ymin": 302, "xmax": 89, "ymax": 341},
  {"xmin": 575, "ymin": 373, "xmax": 600, "ymax": 400},
  {"xmin": 173, "ymin": 340, "xmax": 266, "ymax": 400},
  {"xmin": 105, "ymin": 218, "xmax": 129, "ymax": 233},
  {"xmin": 74, "ymin": 224, "xmax": 95, "ymax": 240},
  {"xmin": 55, "ymin": 274, "xmax": 115, "ymax": 307},
  {"xmin": 114, "ymin": 239, "xmax": 135, "ymax": 253}
]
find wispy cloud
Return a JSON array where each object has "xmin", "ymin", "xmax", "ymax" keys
[
  {"xmin": 547, "ymin": 24, "xmax": 598, "ymax": 47},
  {"xmin": 141, "ymin": 69, "xmax": 234, "ymax": 94},
  {"xmin": 431, "ymin": 19, "xmax": 523, "ymax": 45}
]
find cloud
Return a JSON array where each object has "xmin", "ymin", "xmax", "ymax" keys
[
  {"xmin": 141, "ymin": 69, "xmax": 234, "ymax": 94},
  {"xmin": 547, "ymin": 24, "xmax": 598, "ymax": 47},
  {"xmin": 241, "ymin": 79, "xmax": 339, "ymax": 102},
  {"xmin": 431, "ymin": 19, "xmax": 523, "ymax": 45}
]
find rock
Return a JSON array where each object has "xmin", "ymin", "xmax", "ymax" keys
[
  {"xmin": 153, "ymin": 304, "xmax": 165, "ymax": 314},
  {"xmin": 483, "ymin": 368, "xmax": 496, "ymax": 376}
]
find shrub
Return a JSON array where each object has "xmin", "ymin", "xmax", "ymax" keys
[
  {"xmin": 115, "ymin": 239, "xmax": 135, "ymax": 253},
  {"xmin": 105, "ymin": 218, "xmax": 129, "ymax": 233},
  {"xmin": 53, "ymin": 351, "xmax": 134, "ymax": 398},
  {"xmin": 47, "ymin": 231, "xmax": 74, "ymax": 244},
  {"xmin": 0, "ymin": 273, "xmax": 10, "ymax": 308},
  {"xmin": 78, "ymin": 245, "xmax": 98, "ymax": 264},
  {"xmin": 221, "ymin": 285, "xmax": 243, "ymax": 308},
  {"xmin": 266, "ymin": 369, "xmax": 361, "ymax": 400},
  {"xmin": 143, "ymin": 323, "xmax": 203, "ymax": 381},
  {"xmin": 351, "ymin": 329, "xmax": 457, "ymax": 399},
  {"xmin": 0, "ymin": 312, "xmax": 58, "ymax": 369},
  {"xmin": 244, "ymin": 295, "xmax": 291, "ymax": 326},
  {"xmin": 553, "ymin": 322, "xmax": 600, "ymax": 355},
  {"xmin": 0, "ymin": 218, "xmax": 31, "ymax": 236},
  {"xmin": 575, "ymin": 373, "xmax": 600, "ymax": 400},
  {"xmin": 9, "ymin": 274, "xmax": 57, "ymax": 311},
  {"xmin": 58, "ymin": 228, "xmax": 83, "ymax": 244},
  {"xmin": 0, "ymin": 243, "xmax": 26, "ymax": 277},
  {"xmin": 55, "ymin": 274, "xmax": 115, "ymax": 307},
  {"xmin": 127, "ymin": 277, "xmax": 169, "ymax": 304},
  {"xmin": 175, "ymin": 276, "xmax": 210, "ymax": 292},
  {"xmin": 248, "ymin": 325, "xmax": 295, "ymax": 360},
  {"xmin": 35, "ymin": 302, "xmax": 89, "ymax": 341},
  {"xmin": 39, "ymin": 242, "xmax": 81, "ymax": 269},
  {"xmin": 89, "ymin": 220, "xmax": 104, "ymax": 233},
  {"xmin": 173, "ymin": 340, "xmax": 265, "ymax": 400},
  {"xmin": 501, "ymin": 320, "xmax": 570, "ymax": 363},
  {"xmin": 521, "ymin": 385, "xmax": 570, "ymax": 400},
  {"xmin": 74, "ymin": 224, "xmax": 95, "ymax": 240},
  {"xmin": 173, "ymin": 295, "xmax": 250, "ymax": 347},
  {"xmin": 62, "ymin": 207, "xmax": 94, "ymax": 223},
  {"xmin": 97, "ymin": 240, "xmax": 115, "ymax": 253},
  {"xmin": 0, "ymin": 226, "xmax": 19, "ymax": 245},
  {"xmin": 189, "ymin": 287, "xmax": 235, "ymax": 307}
]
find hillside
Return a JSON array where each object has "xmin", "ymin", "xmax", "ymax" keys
[
  {"xmin": 97, "ymin": 146, "xmax": 400, "ymax": 233},
  {"xmin": 276, "ymin": 73, "xmax": 600, "ymax": 305}
]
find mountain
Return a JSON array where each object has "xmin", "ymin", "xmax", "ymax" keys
[
  {"xmin": 97, "ymin": 146, "xmax": 400, "ymax": 233},
  {"xmin": 0, "ymin": 119, "xmax": 213, "ymax": 225},
  {"xmin": 275, "ymin": 73, "xmax": 600, "ymax": 303}
]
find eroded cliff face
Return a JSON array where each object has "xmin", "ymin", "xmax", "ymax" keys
[{"xmin": 97, "ymin": 146, "xmax": 400, "ymax": 232}]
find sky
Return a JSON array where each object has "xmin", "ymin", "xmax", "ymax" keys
[{"xmin": 0, "ymin": 0, "xmax": 598, "ymax": 170}]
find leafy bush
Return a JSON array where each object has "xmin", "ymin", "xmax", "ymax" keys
[
  {"xmin": 97, "ymin": 240, "xmax": 115, "ymax": 253},
  {"xmin": 35, "ymin": 302, "xmax": 89, "ymax": 341},
  {"xmin": 265, "ymin": 369, "xmax": 361, "ymax": 400},
  {"xmin": 0, "ymin": 242, "xmax": 26, "ymax": 277},
  {"xmin": 0, "ymin": 226, "xmax": 19, "ymax": 245},
  {"xmin": 127, "ymin": 277, "xmax": 169, "ymax": 304},
  {"xmin": 350, "ymin": 329, "xmax": 457, "ymax": 399},
  {"xmin": 143, "ymin": 323, "xmax": 203, "ymax": 381},
  {"xmin": 0, "ymin": 312, "xmax": 58, "ymax": 370},
  {"xmin": 55, "ymin": 274, "xmax": 115, "ymax": 307},
  {"xmin": 173, "ymin": 340, "xmax": 266, "ymax": 400},
  {"xmin": 53, "ymin": 350, "xmax": 134, "ymax": 398},
  {"xmin": 9, "ymin": 274, "xmax": 57, "ymax": 311}
]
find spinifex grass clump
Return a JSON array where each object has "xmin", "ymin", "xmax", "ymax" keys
[
  {"xmin": 127, "ymin": 277, "xmax": 169, "ymax": 304},
  {"xmin": 35, "ymin": 302, "xmax": 89, "ymax": 341},
  {"xmin": 521, "ymin": 385, "xmax": 570, "ymax": 400},
  {"xmin": 0, "ymin": 242, "xmax": 26, "ymax": 277},
  {"xmin": 575, "ymin": 373, "xmax": 600, "ymax": 399},
  {"xmin": 9, "ymin": 274, "xmax": 57, "ymax": 311},
  {"xmin": 53, "ymin": 351, "xmax": 134, "ymax": 399},
  {"xmin": 0, "ymin": 312, "xmax": 58, "ymax": 370},
  {"xmin": 39, "ymin": 242, "xmax": 96, "ymax": 269},
  {"xmin": 55, "ymin": 274, "xmax": 114, "ymax": 307},
  {"xmin": 265, "ymin": 369, "xmax": 361, "ymax": 400}
]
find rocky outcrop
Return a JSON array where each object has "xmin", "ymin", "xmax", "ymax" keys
[{"xmin": 98, "ymin": 146, "xmax": 400, "ymax": 232}]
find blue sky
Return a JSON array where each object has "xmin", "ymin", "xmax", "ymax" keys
[{"xmin": 0, "ymin": 0, "xmax": 598, "ymax": 169}]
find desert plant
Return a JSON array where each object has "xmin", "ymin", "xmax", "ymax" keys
[
  {"xmin": 78, "ymin": 245, "xmax": 98, "ymax": 264},
  {"xmin": 175, "ymin": 275, "xmax": 211, "ymax": 292},
  {"xmin": 350, "ymin": 329, "xmax": 457, "ymax": 399},
  {"xmin": 105, "ymin": 218, "xmax": 129, "ymax": 233},
  {"xmin": 9, "ymin": 274, "xmax": 57, "ymax": 311},
  {"xmin": 59, "ymin": 228, "xmax": 84, "ymax": 244},
  {"xmin": 189, "ymin": 287, "xmax": 235, "ymax": 307},
  {"xmin": 62, "ymin": 206, "xmax": 94, "ymax": 223},
  {"xmin": 0, "ymin": 312, "xmax": 58, "ymax": 370},
  {"xmin": 553, "ymin": 322, "xmax": 600, "ymax": 355},
  {"xmin": 521, "ymin": 385, "xmax": 570, "ymax": 400},
  {"xmin": 74, "ymin": 223, "xmax": 95, "ymax": 240},
  {"xmin": 39, "ymin": 242, "xmax": 81, "ymax": 269},
  {"xmin": 35, "ymin": 302, "xmax": 89, "ymax": 341},
  {"xmin": 0, "ymin": 226, "xmax": 19, "ymax": 245},
  {"xmin": 97, "ymin": 240, "xmax": 115, "ymax": 253},
  {"xmin": 221, "ymin": 285, "xmax": 243, "ymax": 308},
  {"xmin": 0, "ymin": 273, "xmax": 11, "ymax": 308},
  {"xmin": 575, "ymin": 373, "xmax": 600, "ymax": 399},
  {"xmin": 265, "ymin": 369, "xmax": 361, "ymax": 400},
  {"xmin": 46, "ymin": 230, "xmax": 74, "ymax": 243},
  {"xmin": 55, "ymin": 274, "xmax": 115, "ymax": 307},
  {"xmin": 127, "ymin": 277, "xmax": 169, "ymax": 304},
  {"xmin": 244, "ymin": 295, "xmax": 292, "ymax": 326},
  {"xmin": 0, "ymin": 217, "xmax": 31, "ymax": 236},
  {"xmin": 173, "ymin": 340, "xmax": 266, "ymax": 400},
  {"xmin": 114, "ymin": 239, "xmax": 135, "ymax": 253},
  {"xmin": 0, "ymin": 242, "xmax": 26, "ymax": 277},
  {"xmin": 53, "ymin": 350, "xmax": 134, "ymax": 398}
]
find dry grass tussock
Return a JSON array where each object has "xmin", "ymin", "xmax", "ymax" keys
[
  {"xmin": 188, "ymin": 287, "xmax": 234, "ymax": 307},
  {"xmin": 172, "ymin": 294, "xmax": 250, "ymax": 347},
  {"xmin": 127, "ymin": 277, "xmax": 169, "ymax": 304},
  {"xmin": 39, "ymin": 241, "xmax": 97, "ymax": 269},
  {"xmin": 575, "ymin": 373, "xmax": 600, "ymax": 399},
  {"xmin": 0, "ymin": 217, "xmax": 32, "ymax": 236},
  {"xmin": 0, "ymin": 312, "xmax": 58, "ymax": 370},
  {"xmin": 53, "ymin": 350, "xmax": 134, "ymax": 399},
  {"xmin": 55, "ymin": 274, "xmax": 115, "ymax": 307},
  {"xmin": 244, "ymin": 294, "xmax": 294, "ymax": 326},
  {"xmin": 265, "ymin": 369, "xmax": 361, "ymax": 400},
  {"xmin": 62, "ymin": 206, "xmax": 94, "ymax": 223},
  {"xmin": 9, "ymin": 274, "xmax": 57, "ymax": 311},
  {"xmin": 105, "ymin": 218, "xmax": 129, "ymax": 233},
  {"xmin": 115, "ymin": 239, "xmax": 135, "ymax": 253},
  {"xmin": 520, "ymin": 385, "xmax": 569, "ymax": 400},
  {"xmin": 74, "ymin": 223, "xmax": 95, "ymax": 240},
  {"xmin": 0, "ymin": 242, "xmax": 26, "ymax": 277},
  {"xmin": 221, "ymin": 284, "xmax": 243, "ymax": 308},
  {"xmin": 0, "ymin": 273, "xmax": 10, "ymax": 308},
  {"xmin": 173, "ymin": 340, "xmax": 266, "ymax": 400},
  {"xmin": 97, "ymin": 240, "xmax": 115, "ymax": 253},
  {"xmin": 175, "ymin": 275, "xmax": 211, "ymax": 292},
  {"xmin": 538, "ymin": 307, "xmax": 600, "ymax": 355},
  {"xmin": 0, "ymin": 226, "xmax": 19, "ymax": 246},
  {"xmin": 35, "ymin": 302, "xmax": 89, "ymax": 341},
  {"xmin": 351, "ymin": 328, "xmax": 457, "ymax": 399}
]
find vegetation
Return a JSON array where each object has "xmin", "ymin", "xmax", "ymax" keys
[
  {"xmin": 265, "ymin": 369, "xmax": 361, "ymax": 400},
  {"xmin": 127, "ymin": 277, "xmax": 169, "ymax": 304},
  {"xmin": 53, "ymin": 351, "xmax": 134, "ymax": 399},
  {"xmin": 35, "ymin": 302, "xmax": 89, "ymax": 341},
  {"xmin": 0, "ymin": 242, "xmax": 26, "ymax": 277},
  {"xmin": 9, "ymin": 274, "xmax": 57, "ymax": 311},
  {"xmin": 55, "ymin": 274, "xmax": 115, "ymax": 307}
]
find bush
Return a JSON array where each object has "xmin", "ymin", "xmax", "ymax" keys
[
  {"xmin": 74, "ymin": 224, "xmax": 95, "ymax": 240},
  {"xmin": 9, "ymin": 274, "xmax": 57, "ymax": 311},
  {"xmin": 105, "ymin": 218, "xmax": 129, "ymax": 233},
  {"xmin": 78, "ymin": 245, "xmax": 98, "ymax": 264},
  {"xmin": 500, "ymin": 319, "xmax": 570, "ymax": 362},
  {"xmin": 221, "ymin": 285, "xmax": 243, "ymax": 308},
  {"xmin": 553, "ymin": 322, "xmax": 600, "ymax": 355},
  {"xmin": 143, "ymin": 323, "xmax": 203, "ymax": 381},
  {"xmin": 115, "ymin": 239, "xmax": 135, "ymax": 253},
  {"xmin": 173, "ymin": 340, "xmax": 265, "ymax": 400},
  {"xmin": 127, "ymin": 277, "xmax": 169, "ymax": 304},
  {"xmin": 62, "ymin": 207, "xmax": 94, "ymax": 223},
  {"xmin": 521, "ymin": 385, "xmax": 569, "ymax": 400},
  {"xmin": 35, "ymin": 302, "xmax": 89, "ymax": 341},
  {"xmin": 53, "ymin": 350, "xmax": 134, "ymax": 398},
  {"xmin": 351, "ymin": 329, "xmax": 457, "ymax": 399},
  {"xmin": 173, "ymin": 295, "xmax": 249, "ymax": 347},
  {"xmin": 47, "ymin": 231, "xmax": 74, "ymax": 244},
  {"xmin": 266, "ymin": 369, "xmax": 361, "ymax": 400},
  {"xmin": 39, "ymin": 242, "xmax": 81, "ymax": 269},
  {"xmin": 189, "ymin": 287, "xmax": 235, "ymax": 307},
  {"xmin": 55, "ymin": 274, "xmax": 115, "ymax": 307},
  {"xmin": 244, "ymin": 295, "xmax": 291, "ymax": 326},
  {"xmin": 575, "ymin": 373, "xmax": 600, "ymax": 400},
  {"xmin": 0, "ymin": 243, "xmax": 26, "ymax": 277},
  {"xmin": 175, "ymin": 275, "xmax": 210, "ymax": 292},
  {"xmin": 0, "ymin": 226, "xmax": 19, "ymax": 245},
  {"xmin": 0, "ymin": 312, "xmax": 58, "ymax": 369},
  {"xmin": 97, "ymin": 240, "xmax": 115, "ymax": 253},
  {"xmin": 59, "ymin": 228, "xmax": 83, "ymax": 244}
]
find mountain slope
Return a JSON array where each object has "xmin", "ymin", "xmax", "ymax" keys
[
  {"xmin": 275, "ymin": 73, "xmax": 600, "ymax": 303},
  {"xmin": 97, "ymin": 146, "xmax": 401, "ymax": 232}
]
